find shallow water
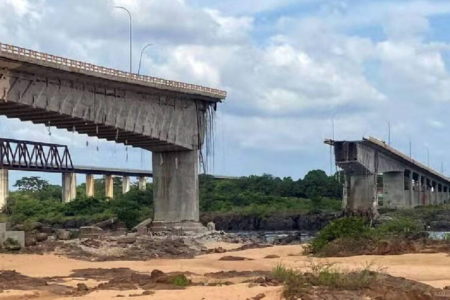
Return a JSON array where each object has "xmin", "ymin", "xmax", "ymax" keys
[
  {"xmin": 428, "ymin": 231, "xmax": 450, "ymax": 240},
  {"xmin": 227, "ymin": 230, "xmax": 313, "ymax": 243}
]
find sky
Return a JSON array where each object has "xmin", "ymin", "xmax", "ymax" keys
[{"xmin": 1, "ymin": 0, "xmax": 450, "ymax": 186}]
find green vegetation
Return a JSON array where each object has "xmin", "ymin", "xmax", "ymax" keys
[
  {"xmin": 271, "ymin": 261, "xmax": 380, "ymax": 299},
  {"xmin": 200, "ymin": 170, "xmax": 342, "ymax": 215},
  {"xmin": 1, "ymin": 169, "xmax": 342, "ymax": 228},
  {"xmin": 309, "ymin": 217, "xmax": 368, "ymax": 254},
  {"xmin": 169, "ymin": 274, "xmax": 190, "ymax": 287},
  {"xmin": 308, "ymin": 216, "xmax": 421, "ymax": 256},
  {"xmin": 3, "ymin": 177, "xmax": 153, "ymax": 228}
]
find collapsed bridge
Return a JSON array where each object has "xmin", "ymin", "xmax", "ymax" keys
[
  {"xmin": 0, "ymin": 43, "xmax": 226, "ymax": 231},
  {"xmin": 326, "ymin": 137, "xmax": 450, "ymax": 211}
]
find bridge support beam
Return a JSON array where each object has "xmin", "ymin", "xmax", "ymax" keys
[
  {"xmin": 122, "ymin": 176, "xmax": 130, "ymax": 194},
  {"xmin": 150, "ymin": 150, "xmax": 205, "ymax": 232},
  {"xmin": 62, "ymin": 173, "xmax": 77, "ymax": 202},
  {"xmin": 86, "ymin": 174, "xmax": 95, "ymax": 198},
  {"xmin": 0, "ymin": 169, "xmax": 8, "ymax": 209},
  {"xmin": 105, "ymin": 175, "xmax": 114, "ymax": 199},
  {"xmin": 138, "ymin": 177, "xmax": 146, "ymax": 191}
]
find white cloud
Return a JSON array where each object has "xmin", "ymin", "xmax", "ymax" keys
[{"xmin": 3, "ymin": 0, "xmax": 450, "ymax": 178}]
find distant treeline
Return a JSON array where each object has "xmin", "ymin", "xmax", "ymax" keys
[{"xmin": 1, "ymin": 170, "xmax": 343, "ymax": 228}]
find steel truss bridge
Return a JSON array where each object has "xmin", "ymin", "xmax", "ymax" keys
[{"xmin": 0, "ymin": 137, "xmax": 235, "ymax": 179}]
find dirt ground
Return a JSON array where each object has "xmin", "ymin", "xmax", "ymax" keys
[{"xmin": 2, "ymin": 243, "xmax": 450, "ymax": 299}]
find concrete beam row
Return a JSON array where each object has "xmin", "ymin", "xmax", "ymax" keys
[
  {"xmin": 62, "ymin": 173, "xmax": 147, "ymax": 202},
  {"xmin": 0, "ymin": 170, "xmax": 148, "ymax": 207}
]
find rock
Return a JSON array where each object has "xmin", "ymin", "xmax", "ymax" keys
[
  {"xmin": 264, "ymin": 255, "xmax": 280, "ymax": 259},
  {"xmin": 251, "ymin": 293, "xmax": 266, "ymax": 300},
  {"xmin": 77, "ymin": 283, "xmax": 89, "ymax": 292},
  {"xmin": 142, "ymin": 290, "xmax": 153, "ymax": 295},
  {"xmin": 132, "ymin": 218, "xmax": 152, "ymax": 232},
  {"xmin": 219, "ymin": 256, "xmax": 253, "ymax": 261},
  {"xmin": 151, "ymin": 269, "xmax": 166, "ymax": 280},
  {"xmin": 35, "ymin": 233, "xmax": 48, "ymax": 242},
  {"xmin": 3, "ymin": 237, "xmax": 21, "ymax": 251},
  {"xmin": 137, "ymin": 226, "xmax": 148, "ymax": 236},
  {"xmin": 209, "ymin": 247, "xmax": 226, "ymax": 254},
  {"xmin": 40, "ymin": 226, "xmax": 53, "ymax": 234},
  {"xmin": 273, "ymin": 232, "xmax": 302, "ymax": 245},
  {"xmin": 79, "ymin": 226, "xmax": 103, "ymax": 239},
  {"xmin": 254, "ymin": 277, "xmax": 265, "ymax": 283},
  {"xmin": 57, "ymin": 229, "xmax": 71, "ymax": 240},
  {"xmin": 117, "ymin": 236, "xmax": 137, "ymax": 244},
  {"xmin": 25, "ymin": 237, "xmax": 37, "ymax": 247},
  {"xmin": 207, "ymin": 222, "xmax": 216, "ymax": 231}
]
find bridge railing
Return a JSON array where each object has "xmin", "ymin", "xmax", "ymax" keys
[
  {"xmin": 0, "ymin": 43, "xmax": 226, "ymax": 99},
  {"xmin": 0, "ymin": 138, "xmax": 73, "ymax": 171}
]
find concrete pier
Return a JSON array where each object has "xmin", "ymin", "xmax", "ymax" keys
[
  {"xmin": 347, "ymin": 175, "xmax": 375, "ymax": 210},
  {"xmin": 383, "ymin": 172, "xmax": 405, "ymax": 208},
  {"xmin": 122, "ymin": 176, "xmax": 130, "ymax": 194},
  {"xmin": 86, "ymin": 174, "xmax": 95, "ymax": 198},
  {"xmin": 62, "ymin": 173, "xmax": 77, "ymax": 202},
  {"xmin": 151, "ymin": 150, "xmax": 205, "ymax": 232},
  {"xmin": 138, "ymin": 177, "xmax": 146, "ymax": 191},
  {"xmin": 105, "ymin": 175, "xmax": 114, "ymax": 198},
  {"xmin": 0, "ymin": 169, "xmax": 8, "ymax": 209}
]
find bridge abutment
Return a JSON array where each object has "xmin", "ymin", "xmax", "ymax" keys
[
  {"xmin": 62, "ymin": 173, "xmax": 77, "ymax": 202},
  {"xmin": 0, "ymin": 169, "xmax": 8, "ymax": 209},
  {"xmin": 150, "ymin": 150, "xmax": 205, "ymax": 232}
]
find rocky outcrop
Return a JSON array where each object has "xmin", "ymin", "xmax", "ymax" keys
[{"xmin": 201, "ymin": 212, "xmax": 339, "ymax": 232}]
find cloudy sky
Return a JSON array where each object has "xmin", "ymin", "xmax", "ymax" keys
[{"xmin": 1, "ymin": 0, "xmax": 450, "ymax": 185}]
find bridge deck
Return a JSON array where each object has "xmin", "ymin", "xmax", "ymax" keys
[{"xmin": 0, "ymin": 43, "xmax": 226, "ymax": 100}]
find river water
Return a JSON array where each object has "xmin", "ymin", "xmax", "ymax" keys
[{"xmin": 228, "ymin": 230, "xmax": 312, "ymax": 243}]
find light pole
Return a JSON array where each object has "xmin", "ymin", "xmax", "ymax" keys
[
  {"xmin": 115, "ymin": 6, "xmax": 132, "ymax": 73},
  {"xmin": 138, "ymin": 43, "xmax": 153, "ymax": 75}
]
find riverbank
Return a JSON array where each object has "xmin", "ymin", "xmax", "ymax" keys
[{"xmin": 2, "ymin": 243, "xmax": 450, "ymax": 299}]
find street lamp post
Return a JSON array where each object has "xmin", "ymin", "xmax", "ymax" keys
[
  {"xmin": 138, "ymin": 43, "xmax": 153, "ymax": 75},
  {"xmin": 115, "ymin": 6, "xmax": 132, "ymax": 73}
]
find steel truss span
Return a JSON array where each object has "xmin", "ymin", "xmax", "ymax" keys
[{"xmin": 0, "ymin": 137, "xmax": 73, "ymax": 172}]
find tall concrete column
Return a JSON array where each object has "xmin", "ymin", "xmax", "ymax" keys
[
  {"xmin": 347, "ymin": 174, "xmax": 374, "ymax": 210},
  {"xmin": 62, "ymin": 173, "xmax": 77, "ymax": 203},
  {"xmin": 104, "ymin": 175, "xmax": 114, "ymax": 199},
  {"xmin": 408, "ymin": 171, "xmax": 413, "ymax": 208},
  {"xmin": 122, "ymin": 176, "xmax": 130, "ymax": 194},
  {"xmin": 151, "ymin": 150, "xmax": 204, "ymax": 231},
  {"xmin": 383, "ymin": 172, "xmax": 405, "ymax": 208},
  {"xmin": 432, "ymin": 181, "xmax": 437, "ymax": 205},
  {"xmin": 0, "ymin": 169, "xmax": 9, "ymax": 209},
  {"xmin": 342, "ymin": 173, "xmax": 349, "ymax": 210},
  {"xmin": 86, "ymin": 174, "xmax": 95, "ymax": 198},
  {"xmin": 418, "ymin": 174, "xmax": 423, "ymax": 206},
  {"xmin": 138, "ymin": 177, "xmax": 146, "ymax": 191}
]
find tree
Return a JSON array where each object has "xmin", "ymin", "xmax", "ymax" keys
[{"xmin": 14, "ymin": 176, "xmax": 49, "ymax": 192}]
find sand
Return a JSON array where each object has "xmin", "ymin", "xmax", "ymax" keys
[{"xmin": 2, "ymin": 244, "xmax": 450, "ymax": 299}]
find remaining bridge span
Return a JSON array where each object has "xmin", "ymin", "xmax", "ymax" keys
[
  {"xmin": 0, "ymin": 43, "xmax": 227, "ymax": 231},
  {"xmin": 326, "ymin": 137, "xmax": 450, "ymax": 212}
]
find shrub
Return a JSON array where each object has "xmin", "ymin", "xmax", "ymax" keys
[
  {"xmin": 309, "ymin": 217, "xmax": 368, "ymax": 254},
  {"xmin": 271, "ymin": 263, "xmax": 298, "ymax": 283},
  {"xmin": 376, "ymin": 217, "xmax": 420, "ymax": 236},
  {"xmin": 282, "ymin": 259, "xmax": 381, "ymax": 298},
  {"xmin": 169, "ymin": 275, "xmax": 190, "ymax": 287}
]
